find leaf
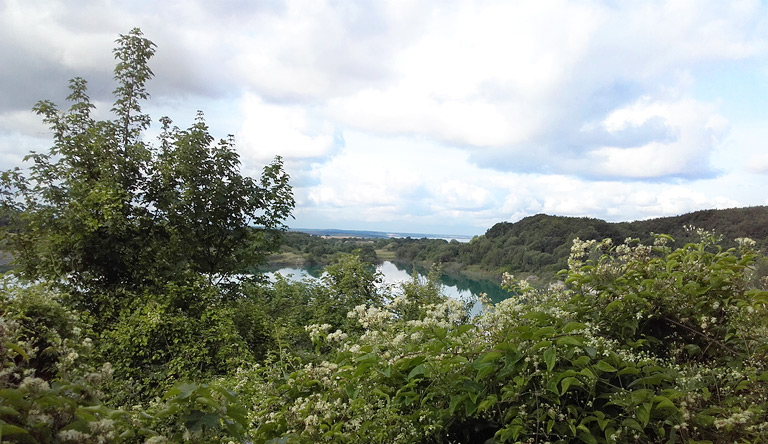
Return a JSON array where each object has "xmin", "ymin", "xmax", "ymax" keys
[
  {"xmin": 449, "ymin": 395, "xmax": 466, "ymax": 415},
  {"xmin": 475, "ymin": 362, "xmax": 498, "ymax": 379},
  {"xmin": 477, "ymin": 394, "xmax": 498, "ymax": 413},
  {"xmin": 0, "ymin": 406, "xmax": 21, "ymax": 418},
  {"xmin": 408, "ymin": 364, "xmax": 426, "ymax": 380},
  {"xmin": 0, "ymin": 423, "xmax": 32, "ymax": 437},
  {"xmin": 544, "ymin": 347, "xmax": 557, "ymax": 372},
  {"xmin": 4, "ymin": 342, "xmax": 29, "ymax": 360},
  {"xmin": 653, "ymin": 396, "xmax": 677, "ymax": 413},
  {"xmin": 560, "ymin": 377, "xmax": 580, "ymax": 395},
  {"xmin": 594, "ymin": 361, "xmax": 617, "ymax": 373},
  {"xmin": 563, "ymin": 322, "xmax": 587, "ymax": 333},
  {"xmin": 577, "ymin": 424, "xmax": 598, "ymax": 444},
  {"xmin": 571, "ymin": 355, "xmax": 590, "ymax": 366},
  {"xmin": 195, "ymin": 396, "xmax": 219, "ymax": 409},
  {"xmin": 533, "ymin": 326, "xmax": 556, "ymax": 339},
  {"xmin": 464, "ymin": 398, "xmax": 478, "ymax": 416},
  {"xmin": 478, "ymin": 351, "xmax": 503, "ymax": 364},
  {"xmin": 376, "ymin": 366, "xmax": 391, "ymax": 378},
  {"xmin": 556, "ymin": 336, "xmax": 583, "ymax": 347},
  {"xmin": 345, "ymin": 384, "xmax": 359, "ymax": 400},
  {"xmin": 684, "ymin": 343, "xmax": 701, "ymax": 356},
  {"xmin": 637, "ymin": 401, "xmax": 652, "ymax": 427}
]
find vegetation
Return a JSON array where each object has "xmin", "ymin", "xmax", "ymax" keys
[
  {"xmin": 270, "ymin": 231, "xmax": 379, "ymax": 266},
  {"xmin": 1, "ymin": 30, "xmax": 767, "ymax": 444},
  {"xmin": 379, "ymin": 208, "xmax": 768, "ymax": 283}
]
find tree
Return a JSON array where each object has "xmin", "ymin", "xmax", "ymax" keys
[{"xmin": 0, "ymin": 28, "xmax": 294, "ymax": 312}]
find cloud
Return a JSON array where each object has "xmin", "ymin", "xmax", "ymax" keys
[
  {"xmin": 2, "ymin": 0, "xmax": 768, "ymax": 235},
  {"xmin": 236, "ymin": 94, "xmax": 339, "ymax": 168},
  {"xmin": 576, "ymin": 97, "xmax": 729, "ymax": 179}
]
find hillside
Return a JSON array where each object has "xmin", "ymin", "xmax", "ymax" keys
[{"xmin": 388, "ymin": 206, "xmax": 768, "ymax": 281}]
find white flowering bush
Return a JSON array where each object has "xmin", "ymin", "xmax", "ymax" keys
[
  {"xmin": 2, "ymin": 232, "xmax": 766, "ymax": 443},
  {"xmin": 232, "ymin": 233, "xmax": 767, "ymax": 444},
  {"xmin": 0, "ymin": 279, "xmax": 131, "ymax": 443}
]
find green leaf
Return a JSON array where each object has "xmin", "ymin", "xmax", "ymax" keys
[
  {"xmin": 637, "ymin": 401, "xmax": 652, "ymax": 427},
  {"xmin": 346, "ymin": 384, "xmax": 359, "ymax": 400},
  {"xmin": 571, "ymin": 355, "xmax": 590, "ymax": 366},
  {"xmin": 556, "ymin": 336, "xmax": 583, "ymax": 347},
  {"xmin": 0, "ymin": 406, "xmax": 21, "ymax": 418},
  {"xmin": 478, "ymin": 351, "xmax": 503, "ymax": 364},
  {"xmin": 544, "ymin": 347, "xmax": 557, "ymax": 372},
  {"xmin": 560, "ymin": 377, "xmax": 580, "ymax": 394},
  {"xmin": 408, "ymin": 364, "xmax": 426, "ymax": 380},
  {"xmin": 653, "ymin": 396, "xmax": 677, "ymax": 413},
  {"xmin": 577, "ymin": 424, "xmax": 598, "ymax": 444},
  {"xmin": 477, "ymin": 394, "xmax": 498, "ymax": 413},
  {"xmin": 533, "ymin": 326, "xmax": 556, "ymax": 338},
  {"xmin": 195, "ymin": 396, "xmax": 219, "ymax": 409},
  {"xmin": 475, "ymin": 362, "xmax": 497, "ymax": 379},
  {"xmin": 0, "ymin": 422, "xmax": 29, "ymax": 439},
  {"xmin": 562, "ymin": 322, "xmax": 587, "ymax": 333},
  {"xmin": 594, "ymin": 361, "xmax": 617, "ymax": 373},
  {"xmin": 376, "ymin": 366, "xmax": 391, "ymax": 378}
]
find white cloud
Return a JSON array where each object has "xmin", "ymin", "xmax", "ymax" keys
[
  {"xmin": 580, "ymin": 97, "xmax": 729, "ymax": 178},
  {"xmin": 236, "ymin": 94, "xmax": 337, "ymax": 165}
]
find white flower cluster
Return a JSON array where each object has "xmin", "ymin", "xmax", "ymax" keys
[
  {"xmin": 347, "ymin": 304, "xmax": 393, "ymax": 329},
  {"xmin": 568, "ymin": 238, "xmax": 596, "ymax": 269},
  {"xmin": 714, "ymin": 409, "xmax": 754, "ymax": 430},
  {"xmin": 735, "ymin": 237, "xmax": 756, "ymax": 248},
  {"xmin": 405, "ymin": 299, "xmax": 465, "ymax": 330},
  {"xmin": 305, "ymin": 323, "xmax": 332, "ymax": 337}
]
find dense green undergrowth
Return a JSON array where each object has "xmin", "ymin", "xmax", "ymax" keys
[{"xmin": 3, "ymin": 232, "xmax": 768, "ymax": 443}]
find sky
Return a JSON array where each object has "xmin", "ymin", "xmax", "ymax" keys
[{"xmin": 1, "ymin": 0, "xmax": 768, "ymax": 236}]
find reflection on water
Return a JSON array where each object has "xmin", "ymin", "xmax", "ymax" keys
[{"xmin": 261, "ymin": 261, "xmax": 509, "ymax": 304}]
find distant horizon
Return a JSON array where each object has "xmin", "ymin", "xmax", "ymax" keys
[
  {"xmin": 290, "ymin": 204, "xmax": 768, "ymax": 238},
  {"xmin": 289, "ymin": 226, "xmax": 476, "ymax": 239}
]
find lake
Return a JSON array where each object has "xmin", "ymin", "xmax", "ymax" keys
[{"xmin": 261, "ymin": 261, "xmax": 509, "ymax": 304}]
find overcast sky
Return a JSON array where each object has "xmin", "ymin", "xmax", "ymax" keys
[{"xmin": 2, "ymin": 0, "xmax": 768, "ymax": 235}]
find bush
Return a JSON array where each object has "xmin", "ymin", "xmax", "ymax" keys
[{"xmin": 234, "ymin": 232, "xmax": 768, "ymax": 443}]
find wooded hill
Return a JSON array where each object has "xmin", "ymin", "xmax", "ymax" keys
[{"xmin": 387, "ymin": 206, "xmax": 768, "ymax": 281}]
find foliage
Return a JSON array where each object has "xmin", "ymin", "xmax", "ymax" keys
[
  {"xmin": 0, "ymin": 280, "xmax": 248, "ymax": 443},
  {"xmin": 0, "ymin": 28, "xmax": 294, "ymax": 315},
  {"xmin": 232, "ymin": 232, "xmax": 768, "ymax": 443},
  {"xmin": 241, "ymin": 253, "xmax": 385, "ymax": 354},
  {"xmin": 97, "ymin": 279, "xmax": 255, "ymax": 404},
  {"xmin": 274, "ymin": 231, "xmax": 380, "ymax": 266},
  {"xmin": 0, "ymin": 279, "xmax": 131, "ymax": 444},
  {"xmin": 386, "ymin": 207, "xmax": 768, "ymax": 284}
]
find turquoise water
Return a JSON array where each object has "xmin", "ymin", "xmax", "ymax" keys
[{"xmin": 261, "ymin": 261, "xmax": 508, "ymax": 303}]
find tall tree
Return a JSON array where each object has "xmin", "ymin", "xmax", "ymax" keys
[{"xmin": 0, "ymin": 28, "xmax": 294, "ymax": 312}]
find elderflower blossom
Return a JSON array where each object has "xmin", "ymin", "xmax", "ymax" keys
[
  {"xmin": 326, "ymin": 329, "xmax": 347, "ymax": 342},
  {"xmin": 714, "ymin": 409, "xmax": 754, "ymax": 429}
]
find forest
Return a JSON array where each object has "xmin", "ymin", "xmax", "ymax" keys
[
  {"xmin": 276, "ymin": 207, "xmax": 768, "ymax": 285},
  {"xmin": 1, "ymin": 30, "xmax": 767, "ymax": 444}
]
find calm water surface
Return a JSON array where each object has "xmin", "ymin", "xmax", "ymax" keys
[{"xmin": 262, "ymin": 261, "xmax": 509, "ymax": 304}]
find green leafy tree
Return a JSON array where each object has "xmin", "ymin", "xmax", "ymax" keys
[{"xmin": 0, "ymin": 28, "xmax": 294, "ymax": 315}]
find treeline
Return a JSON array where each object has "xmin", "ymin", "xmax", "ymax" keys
[
  {"xmin": 385, "ymin": 207, "xmax": 768, "ymax": 281},
  {"xmin": 271, "ymin": 231, "xmax": 380, "ymax": 265},
  {"xmin": 275, "ymin": 207, "xmax": 768, "ymax": 283}
]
